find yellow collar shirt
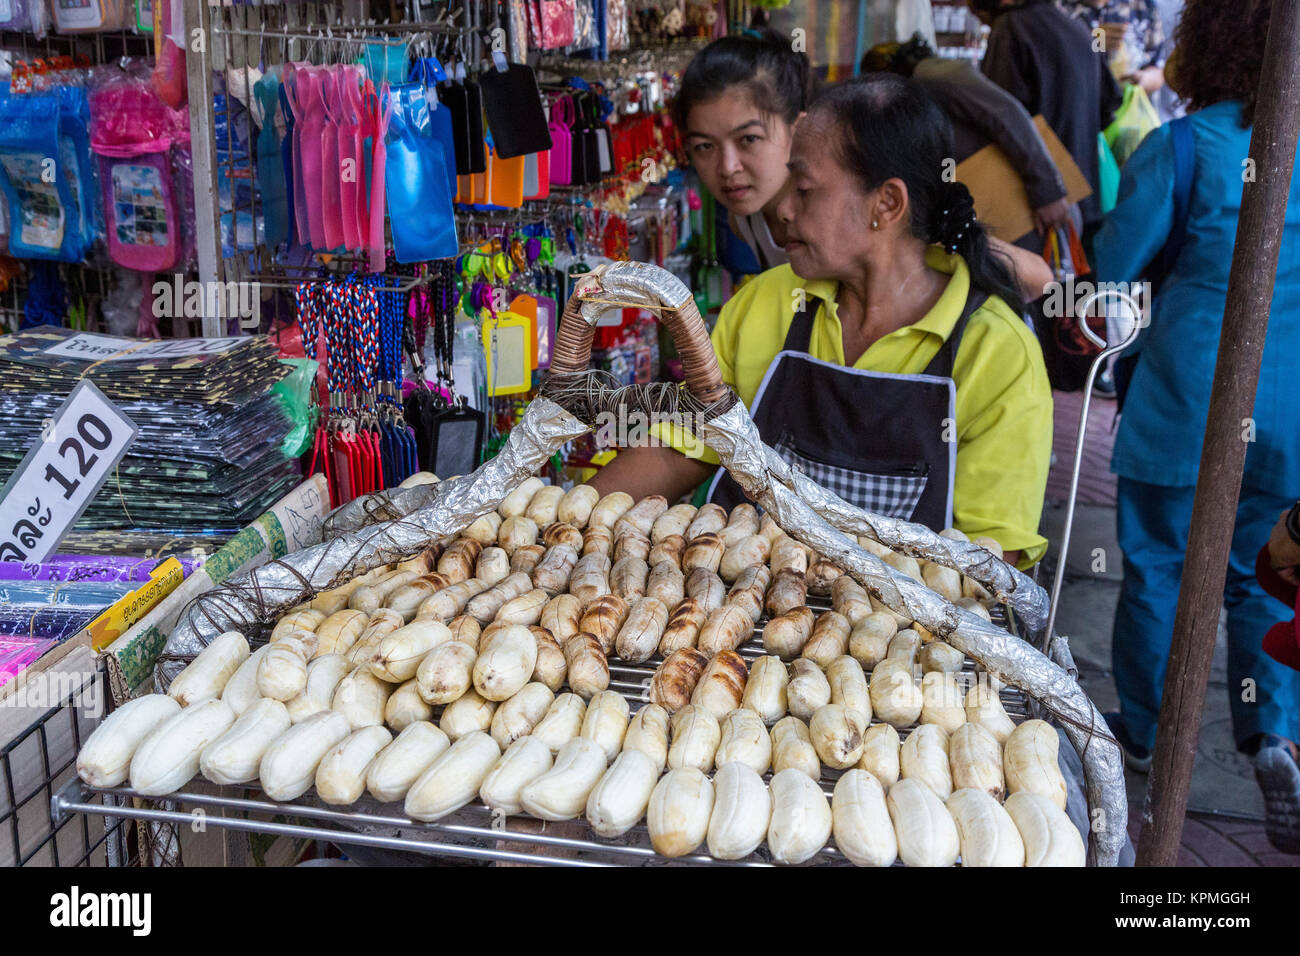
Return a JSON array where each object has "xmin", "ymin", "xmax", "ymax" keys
[{"xmin": 655, "ymin": 247, "xmax": 1053, "ymax": 567}]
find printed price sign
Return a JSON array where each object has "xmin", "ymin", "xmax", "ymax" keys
[{"xmin": 0, "ymin": 380, "xmax": 138, "ymax": 563}]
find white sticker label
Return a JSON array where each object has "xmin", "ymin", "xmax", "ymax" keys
[
  {"xmin": 0, "ymin": 380, "xmax": 138, "ymax": 563},
  {"xmin": 43, "ymin": 333, "xmax": 246, "ymax": 362}
]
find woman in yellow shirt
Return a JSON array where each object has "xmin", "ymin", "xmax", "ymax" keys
[{"xmin": 591, "ymin": 74, "xmax": 1053, "ymax": 568}]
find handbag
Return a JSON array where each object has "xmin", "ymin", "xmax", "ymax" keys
[{"xmin": 1031, "ymin": 222, "xmax": 1105, "ymax": 392}]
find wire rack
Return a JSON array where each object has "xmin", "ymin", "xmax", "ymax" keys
[
  {"xmin": 52, "ymin": 599, "xmax": 1044, "ymax": 867},
  {"xmin": 3, "ymin": 659, "xmax": 138, "ymax": 867}
]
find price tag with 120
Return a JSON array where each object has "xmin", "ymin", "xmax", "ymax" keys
[{"xmin": 0, "ymin": 380, "xmax": 138, "ymax": 563}]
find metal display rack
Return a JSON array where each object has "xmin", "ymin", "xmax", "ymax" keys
[
  {"xmin": 52, "ymin": 601, "xmax": 1046, "ymax": 868},
  {"xmin": 3, "ymin": 660, "xmax": 137, "ymax": 867}
]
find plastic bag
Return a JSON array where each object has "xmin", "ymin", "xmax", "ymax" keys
[
  {"xmin": 1104, "ymin": 83, "xmax": 1161, "ymax": 167},
  {"xmin": 0, "ymin": 86, "xmax": 98, "ymax": 262},
  {"xmin": 89, "ymin": 62, "xmax": 190, "ymax": 271},
  {"xmin": 272, "ymin": 357, "xmax": 320, "ymax": 458},
  {"xmin": 1097, "ymin": 133, "xmax": 1120, "ymax": 216}
]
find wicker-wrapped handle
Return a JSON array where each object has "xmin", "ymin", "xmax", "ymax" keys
[{"xmin": 549, "ymin": 267, "xmax": 731, "ymax": 408}]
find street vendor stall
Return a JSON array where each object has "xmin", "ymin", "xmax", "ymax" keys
[{"xmin": 55, "ymin": 261, "xmax": 1127, "ymax": 866}]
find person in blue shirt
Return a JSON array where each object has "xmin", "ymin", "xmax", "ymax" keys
[{"xmin": 1094, "ymin": 0, "xmax": 1300, "ymax": 852}]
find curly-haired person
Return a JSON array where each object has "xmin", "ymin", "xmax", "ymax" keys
[{"xmin": 1094, "ymin": 0, "xmax": 1300, "ymax": 853}]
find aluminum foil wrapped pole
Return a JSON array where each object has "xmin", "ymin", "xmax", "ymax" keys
[
  {"xmin": 538, "ymin": 260, "xmax": 1124, "ymax": 866},
  {"xmin": 157, "ymin": 399, "xmax": 590, "ymax": 682}
]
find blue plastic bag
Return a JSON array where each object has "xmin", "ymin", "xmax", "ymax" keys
[{"xmin": 385, "ymin": 85, "xmax": 458, "ymax": 262}]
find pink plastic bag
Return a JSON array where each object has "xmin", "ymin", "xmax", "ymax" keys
[
  {"xmin": 317, "ymin": 67, "xmax": 344, "ymax": 251},
  {"xmin": 337, "ymin": 67, "xmax": 365, "ymax": 253},
  {"xmin": 282, "ymin": 64, "xmax": 316, "ymax": 250},
  {"xmin": 89, "ymin": 64, "xmax": 189, "ymax": 272},
  {"xmin": 366, "ymin": 81, "xmax": 392, "ymax": 273}
]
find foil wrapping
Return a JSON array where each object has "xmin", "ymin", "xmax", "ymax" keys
[
  {"xmin": 577, "ymin": 260, "xmax": 692, "ymax": 317},
  {"xmin": 702, "ymin": 403, "xmax": 1126, "ymax": 866},
  {"xmin": 321, "ymin": 482, "xmax": 441, "ymax": 538},
  {"xmin": 784, "ymin": 469, "xmax": 1050, "ymax": 634},
  {"xmin": 159, "ymin": 398, "xmax": 589, "ymax": 685}
]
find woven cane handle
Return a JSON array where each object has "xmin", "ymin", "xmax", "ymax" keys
[{"xmin": 549, "ymin": 279, "xmax": 729, "ymax": 407}]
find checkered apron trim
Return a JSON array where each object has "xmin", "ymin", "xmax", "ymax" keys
[{"xmin": 773, "ymin": 435, "xmax": 929, "ymax": 521}]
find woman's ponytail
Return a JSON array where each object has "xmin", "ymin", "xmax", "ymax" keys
[{"xmin": 930, "ymin": 181, "xmax": 1024, "ymax": 315}]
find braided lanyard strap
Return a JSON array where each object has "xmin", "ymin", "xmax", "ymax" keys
[
  {"xmin": 374, "ymin": 273, "xmax": 403, "ymax": 411},
  {"xmin": 350, "ymin": 273, "xmax": 381, "ymax": 417},
  {"xmin": 294, "ymin": 281, "xmax": 322, "ymax": 363},
  {"xmin": 321, "ymin": 279, "xmax": 352, "ymax": 414}
]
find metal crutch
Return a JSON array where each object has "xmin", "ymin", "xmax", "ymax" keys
[{"xmin": 1042, "ymin": 289, "xmax": 1145, "ymax": 654}]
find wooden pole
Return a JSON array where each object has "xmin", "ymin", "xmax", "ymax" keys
[{"xmin": 1136, "ymin": 0, "xmax": 1300, "ymax": 866}]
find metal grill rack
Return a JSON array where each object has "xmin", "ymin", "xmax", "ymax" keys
[
  {"xmin": 4, "ymin": 660, "xmax": 138, "ymax": 867},
  {"xmin": 53, "ymin": 600, "xmax": 1040, "ymax": 867}
]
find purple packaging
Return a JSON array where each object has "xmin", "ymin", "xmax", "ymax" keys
[{"xmin": 0, "ymin": 554, "xmax": 202, "ymax": 583}]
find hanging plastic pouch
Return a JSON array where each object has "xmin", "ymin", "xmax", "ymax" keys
[
  {"xmin": 548, "ymin": 96, "xmax": 573, "ymax": 186},
  {"xmin": 51, "ymin": 0, "xmax": 127, "ymax": 33},
  {"xmin": 97, "ymin": 151, "xmax": 177, "ymax": 270},
  {"xmin": 255, "ymin": 70, "xmax": 289, "ymax": 249},
  {"xmin": 289, "ymin": 66, "xmax": 327, "ymax": 250},
  {"xmin": 529, "ymin": 0, "xmax": 576, "ymax": 49},
  {"xmin": 364, "ymin": 40, "xmax": 409, "ymax": 86},
  {"xmin": 0, "ymin": 0, "xmax": 31, "ymax": 31},
  {"xmin": 316, "ymin": 68, "xmax": 345, "ymax": 251},
  {"xmin": 90, "ymin": 71, "xmax": 181, "ymax": 271},
  {"xmin": 408, "ymin": 60, "xmax": 458, "ymax": 199},
  {"xmin": 336, "ymin": 66, "xmax": 365, "ymax": 253},
  {"xmin": 366, "ymin": 81, "xmax": 392, "ymax": 273},
  {"xmin": 441, "ymin": 64, "xmax": 487, "ymax": 175},
  {"xmin": 479, "ymin": 59, "xmax": 551, "ymax": 159},
  {"xmin": 486, "ymin": 141, "xmax": 525, "ymax": 208},
  {"xmin": 0, "ymin": 91, "xmax": 74, "ymax": 260},
  {"xmin": 385, "ymin": 87, "xmax": 458, "ymax": 262},
  {"xmin": 58, "ymin": 84, "xmax": 99, "ymax": 258},
  {"xmin": 278, "ymin": 75, "xmax": 299, "ymax": 246}
]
